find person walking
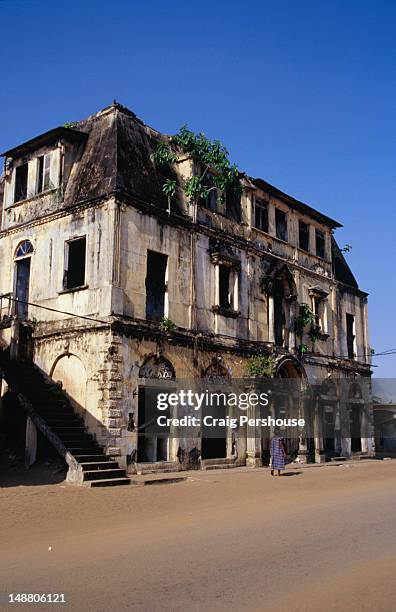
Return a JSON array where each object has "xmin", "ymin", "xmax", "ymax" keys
[{"xmin": 270, "ymin": 433, "xmax": 287, "ymax": 476}]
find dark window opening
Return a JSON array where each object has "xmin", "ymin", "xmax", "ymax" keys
[
  {"xmin": 14, "ymin": 163, "xmax": 28, "ymax": 203},
  {"xmin": 275, "ymin": 209, "xmax": 288, "ymax": 242},
  {"xmin": 146, "ymin": 251, "xmax": 168, "ymax": 321},
  {"xmin": 64, "ymin": 237, "xmax": 86, "ymax": 290},
  {"xmin": 225, "ymin": 188, "xmax": 241, "ymax": 222},
  {"xmin": 254, "ymin": 199, "xmax": 268, "ymax": 233},
  {"xmin": 15, "ymin": 258, "xmax": 31, "ymax": 319},
  {"xmin": 299, "ymin": 221, "xmax": 310, "ymax": 251},
  {"xmin": 219, "ymin": 265, "xmax": 231, "ymax": 309},
  {"xmin": 346, "ymin": 313, "xmax": 355, "ymax": 359},
  {"xmin": 316, "ymin": 229, "xmax": 325, "ymax": 259}
]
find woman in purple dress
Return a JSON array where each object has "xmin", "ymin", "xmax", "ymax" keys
[{"xmin": 270, "ymin": 434, "xmax": 287, "ymax": 476}]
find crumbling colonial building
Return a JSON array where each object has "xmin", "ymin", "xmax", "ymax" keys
[{"xmin": 0, "ymin": 103, "xmax": 374, "ymax": 485}]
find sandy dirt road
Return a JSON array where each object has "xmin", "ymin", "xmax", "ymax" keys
[{"xmin": 1, "ymin": 460, "xmax": 396, "ymax": 611}]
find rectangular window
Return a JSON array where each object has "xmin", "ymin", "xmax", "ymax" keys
[
  {"xmin": 275, "ymin": 209, "xmax": 288, "ymax": 242},
  {"xmin": 202, "ymin": 173, "xmax": 217, "ymax": 211},
  {"xmin": 316, "ymin": 229, "xmax": 325, "ymax": 259},
  {"xmin": 219, "ymin": 265, "xmax": 231, "ymax": 309},
  {"xmin": 254, "ymin": 199, "xmax": 268, "ymax": 233},
  {"xmin": 14, "ymin": 163, "xmax": 28, "ymax": 203},
  {"xmin": 37, "ymin": 153, "xmax": 52, "ymax": 193},
  {"xmin": 346, "ymin": 313, "xmax": 355, "ymax": 359},
  {"xmin": 217, "ymin": 264, "xmax": 239, "ymax": 312},
  {"xmin": 146, "ymin": 250, "xmax": 168, "ymax": 321},
  {"xmin": 64, "ymin": 237, "xmax": 86, "ymax": 290},
  {"xmin": 313, "ymin": 296, "xmax": 323, "ymax": 329},
  {"xmin": 299, "ymin": 220, "xmax": 310, "ymax": 251}
]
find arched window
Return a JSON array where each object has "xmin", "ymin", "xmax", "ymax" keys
[
  {"xmin": 15, "ymin": 240, "xmax": 33, "ymax": 259},
  {"xmin": 138, "ymin": 355, "xmax": 175, "ymax": 380}
]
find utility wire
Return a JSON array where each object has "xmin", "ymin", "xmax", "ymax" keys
[{"xmin": 1, "ymin": 295, "xmax": 395, "ymax": 361}]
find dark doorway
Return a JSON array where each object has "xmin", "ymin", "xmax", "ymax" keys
[
  {"xmin": 324, "ymin": 406, "xmax": 335, "ymax": 457},
  {"xmin": 137, "ymin": 387, "xmax": 169, "ymax": 462},
  {"xmin": 350, "ymin": 406, "xmax": 362, "ymax": 452},
  {"xmin": 15, "ymin": 258, "xmax": 31, "ymax": 319},
  {"xmin": 201, "ymin": 402, "xmax": 227, "ymax": 460}
]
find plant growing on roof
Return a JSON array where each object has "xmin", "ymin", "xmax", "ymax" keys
[{"xmin": 150, "ymin": 125, "xmax": 242, "ymax": 210}]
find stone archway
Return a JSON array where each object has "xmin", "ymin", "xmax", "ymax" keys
[
  {"xmin": 201, "ymin": 358, "xmax": 230, "ymax": 461},
  {"xmin": 51, "ymin": 354, "xmax": 87, "ymax": 418},
  {"xmin": 274, "ymin": 356, "xmax": 309, "ymax": 461},
  {"xmin": 137, "ymin": 355, "xmax": 175, "ymax": 463}
]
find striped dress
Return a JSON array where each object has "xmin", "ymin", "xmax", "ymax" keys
[{"xmin": 270, "ymin": 436, "xmax": 286, "ymax": 470}]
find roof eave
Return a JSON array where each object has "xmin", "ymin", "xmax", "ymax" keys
[{"xmin": 1, "ymin": 127, "xmax": 88, "ymax": 158}]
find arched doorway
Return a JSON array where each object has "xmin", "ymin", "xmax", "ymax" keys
[
  {"xmin": 349, "ymin": 382, "xmax": 363, "ymax": 453},
  {"xmin": 201, "ymin": 359, "xmax": 230, "ymax": 460},
  {"xmin": 51, "ymin": 354, "xmax": 87, "ymax": 418},
  {"xmin": 319, "ymin": 379, "xmax": 339, "ymax": 459},
  {"xmin": 14, "ymin": 240, "xmax": 33, "ymax": 319},
  {"xmin": 274, "ymin": 357, "xmax": 309, "ymax": 461},
  {"xmin": 137, "ymin": 355, "xmax": 175, "ymax": 463}
]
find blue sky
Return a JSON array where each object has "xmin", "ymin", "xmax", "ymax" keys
[{"xmin": 1, "ymin": 0, "xmax": 395, "ymax": 376}]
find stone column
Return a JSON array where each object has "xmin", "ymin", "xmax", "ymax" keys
[
  {"xmin": 313, "ymin": 395, "xmax": 326, "ymax": 463},
  {"xmin": 268, "ymin": 295, "xmax": 274, "ymax": 343},
  {"xmin": 25, "ymin": 417, "xmax": 37, "ymax": 468},
  {"xmin": 246, "ymin": 402, "xmax": 262, "ymax": 467}
]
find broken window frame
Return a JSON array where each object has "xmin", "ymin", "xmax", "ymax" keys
[
  {"xmin": 213, "ymin": 260, "xmax": 240, "ymax": 316},
  {"xmin": 315, "ymin": 229, "xmax": 326, "ymax": 259},
  {"xmin": 63, "ymin": 236, "xmax": 87, "ymax": 291},
  {"xmin": 201, "ymin": 172, "xmax": 218, "ymax": 211},
  {"xmin": 36, "ymin": 152, "xmax": 52, "ymax": 194},
  {"xmin": 298, "ymin": 220, "xmax": 310, "ymax": 251},
  {"xmin": 145, "ymin": 250, "xmax": 168, "ymax": 322},
  {"xmin": 14, "ymin": 163, "xmax": 29, "ymax": 203},
  {"xmin": 254, "ymin": 198, "xmax": 269, "ymax": 233},
  {"xmin": 312, "ymin": 296, "xmax": 323, "ymax": 330},
  {"xmin": 275, "ymin": 208, "xmax": 288, "ymax": 242}
]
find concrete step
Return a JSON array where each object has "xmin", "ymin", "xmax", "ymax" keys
[
  {"xmin": 83, "ymin": 469, "xmax": 127, "ymax": 481},
  {"xmin": 73, "ymin": 453, "xmax": 110, "ymax": 462},
  {"xmin": 201, "ymin": 457, "xmax": 235, "ymax": 467},
  {"xmin": 130, "ymin": 475, "xmax": 188, "ymax": 486},
  {"xmin": 203, "ymin": 463, "xmax": 239, "ymax": 471},
  {"xmin": 45, "ymin": 418, "xmax": 83, "ymax": 427},
  {"xmin": 80, "ymin": 461, "xmax": 120, "ymax": 471},
  {"xmin": 52, "ymin": 427, "xmax": 87, "ymax": 437},
  {"xmin": 54, "ymin": 430, "xmax": 93, "ymax": 446},
  {"xmin": 66, "ymin": 445, "xmax": 103, "ymax": 454},
  {"xmin": 135, "ymin": 462, "xmax": 179, "ymax": 475},
  {"xmin": 86, "ymin": 477, "xmax": 131, "ymax": 488}
]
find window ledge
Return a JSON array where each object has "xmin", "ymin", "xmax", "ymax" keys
[
  {"xmin": 58, "ymin": 284, "xmax": 88, "ymax": 295},
  {"xmin": 212, "ymin": 305, "xmax": 241, "ymax": 318},
  {"xmin": 7, "ymin": 188, "xmax": 58, "ymax": 209},
  {"xmin": 316, "ymin": 332, "xmax": 330, "ymax": 341}
]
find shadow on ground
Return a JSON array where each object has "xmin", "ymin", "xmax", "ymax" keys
[
  {"xmin": 0, "ymin": 450, "xmax": 67, "ymax": 488},
  {"xmin": 281, "ymin": 471, "xmax": 302, "ymax": 477}
]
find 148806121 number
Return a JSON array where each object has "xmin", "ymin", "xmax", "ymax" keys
[{"xmin": 8, "ymin": 593, "xmax": 66, "ymax": 604}]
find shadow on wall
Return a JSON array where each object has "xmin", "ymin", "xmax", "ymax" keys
[{"xmin": 0, "ymin": 352, "xmax": 106, "ymax": 488}]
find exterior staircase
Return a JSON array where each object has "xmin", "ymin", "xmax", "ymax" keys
[{"xmin": 0, "ymin": 351, "xmax": 130, "ymax": 487}]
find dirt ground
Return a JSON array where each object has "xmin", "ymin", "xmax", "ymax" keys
[{"xmin": 1, "ymin": 459, "xmax": 396, "ymax": 611}]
